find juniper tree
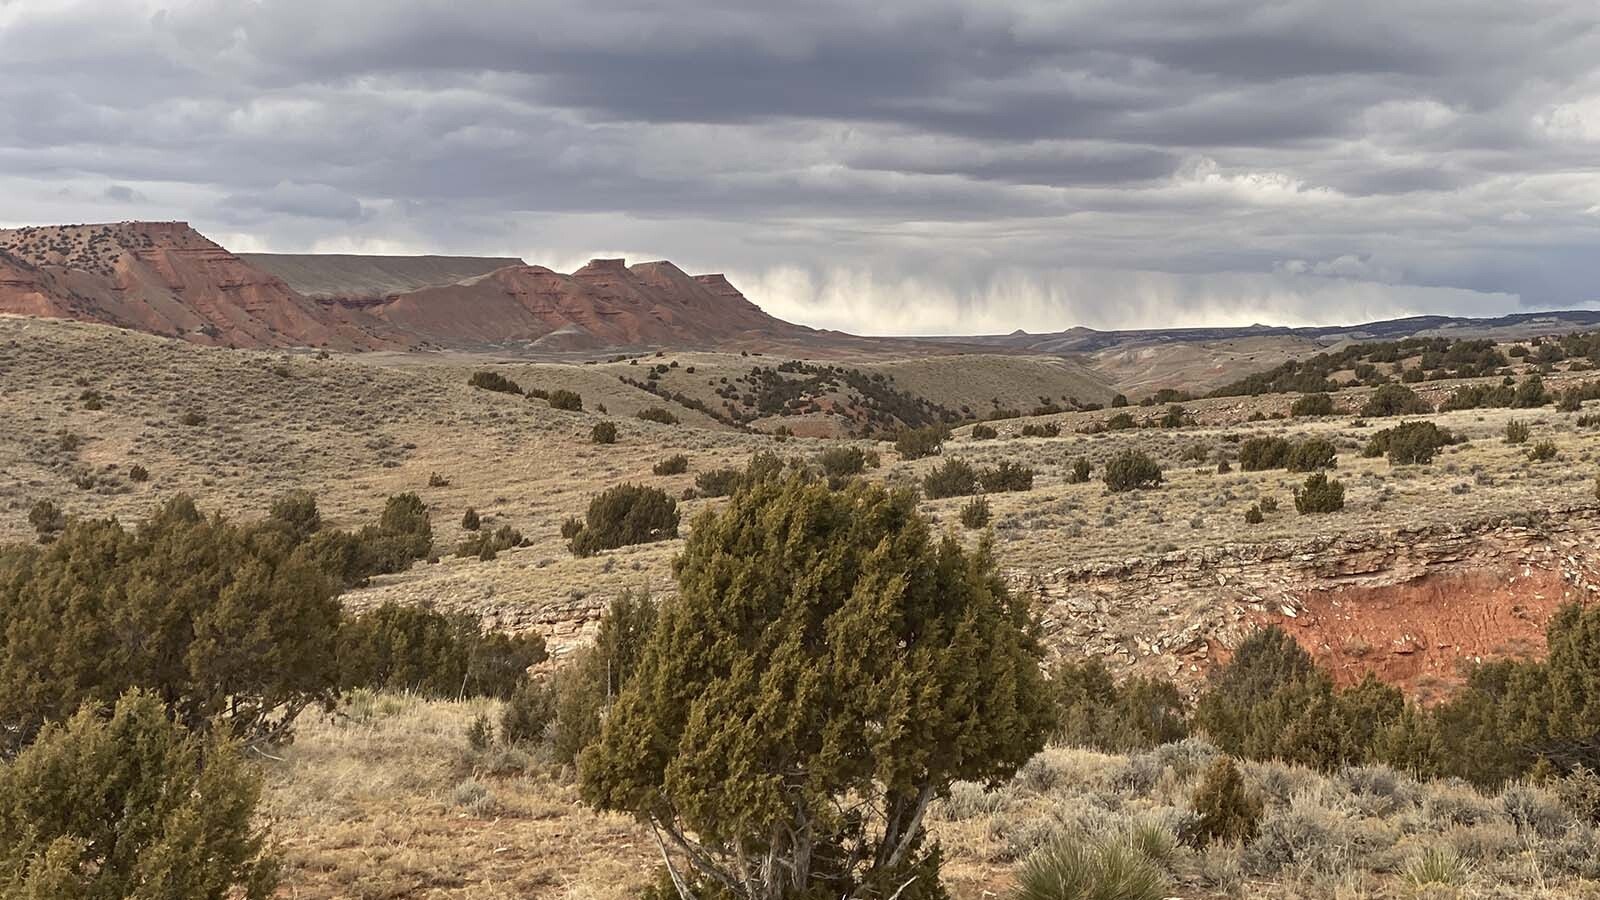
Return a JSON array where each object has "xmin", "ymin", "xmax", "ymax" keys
[
  {"xmin": 0, "ymin": 690, "xmax": 278, "ymax": 898},
  {"xmin": 580, "ymin": 475, "xmax": 1054, "ymax": 900}
]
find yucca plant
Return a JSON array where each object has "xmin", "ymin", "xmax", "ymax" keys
[
  {"xmin": 1403, "ymin": 845, "xmax": 1473, "ymax": 888},
  {"xmin": 1013, "ymin": 835, "xmax": 1169, "ymax": 900}
]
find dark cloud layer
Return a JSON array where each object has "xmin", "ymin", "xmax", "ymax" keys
[{"xmin": 1, "ymin": 0, "xmax": 1598, "ymax": 333}]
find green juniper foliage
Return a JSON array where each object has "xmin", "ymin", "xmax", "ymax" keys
[
  {"xmin": 551, "ymin": 591, "xmax": 659, "ymax": 764},
  {"xmin": 567, "ymin": 484, "xmax": 680, "ymax": 556},
  {"xmin": 0, "ymin": 690, "xmax": 279, "ymax": 899},
  {"xmin": 580, "ymin": 475, "xmax": 1054, "ymax": 900},
  {"xmin": 336, "ymin": 603, "xmax": 546, "ymax": 700},
  {"xmin": 1103, "ymin": 450, "xmax": 1162, "ymax": 492}
]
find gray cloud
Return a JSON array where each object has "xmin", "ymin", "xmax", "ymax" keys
[{"xmin": 1, "ymin": 0, "xmax": 1598, "ymax": 333}]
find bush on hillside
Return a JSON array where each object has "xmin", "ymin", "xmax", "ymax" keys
[
  {"xmin": 1104, "ymin": 450, "xmax": 1162, "ymax": 492},
  {"xmin": 1364, "ymin": 421, "xmax": 1453, "ymax": 464},
  {"xmin": 468, "ymin": 371, "xmax": 522, "ymax": 395},
  {"xmin": 1185, "ymin": 756, "xmax": 1262, "ymax": 847},
  {"xmin": 548, "ymin": 389, "xmax": 583, "ymax": 411},
  {"xmin": 551, "ymin": 591, "xmax": 659, "ymax": 764},
  {"xmin": 0, "ymin": 494, "xmax": 344, "ymax": 753},
  {"xmin": 461, "ymin": 507, "xmax": 481, "ymax": 531},
  {"xmin": 1505, "ymin": 419, "xmax": 1531, "ymax": 444},
  {"xmin": 336, "ymin": 602, "xmax": 546, "ymax": 699},
  {"xmin": 455, "ymin": 523, "xmax": 525, "ymax": 560},
  {"xmin": 1052, "ymin": 658, "xmax": 1187, "ymax": 753},
  {"xmin": 567, "ymin": 484, "xmax": 680, "ymax": 556},
  {"xmin": 1293, "ymin": 472, "xmax": 1345, "ymax": 513},
  {"xmin": 817, "ymin": 446, "xmax": 869, "ymax": 486},
  {"xmin": 591, "ymin": 421, "xmax": 618, "ymax": 444},
  {"xmin": 895, "ymin": 425, "xmax": 949, "ymax": 460},
  {"xmin": 580, "ymin": 475, "xmax": 1053, "ymax": 898},
  {"xmin": 959, "ymin": 496, "xmax": 991, "ymax": 529},
  {"xmin": 971, "ymin": 423, "xmax": 998, "ymax": 440},
  {"xmin": 1065, "ymin": 458, "xmax": 1092, "ymax": 484},
  {"xmin": 1020, "ymin": 422, "xmax": 1061, "ymax": 438},
  {"xmin": 26, "ymin": 499, "xmax": 64, "ymax": 541},
  {"xmin": 652, "ymin": 454, "xmax": 689, "ymax": 476},
  {"xmin": 1285, "ymin": 437, "xmax": 1337, "ymax": 472},
  {"xmin": 1529, "ymin": 440, "xmax": 1558, "ymax": 462},
  {"xmin": 979, "ymin": 460, "xmax": 1035, "ymax": 493},
  {"xmin": 1361, "ymin": 384, "xmax": 1432, "ymax": 417},
  {"xmin": 1238, "ymin": 436, "xmax": 1291, "ymax": 471},
  {"xmin": 500, "ymin": 678, "xmax": 557, "ymax": 745},
  {"xmin": 636, "ymin": 406, "xmax": 679, "ymax": 425},
  {"xmin": 1290, "ymin": 392, "xmax": 1336, "ymax": 417},
  {"xmin": 694, "ymin": 467, "xmax": 743, "ymax": 498},
  {"xmin": 923, "ymin": 459, "xmax": 980, "ymax": 499},
  {"xmin": 0, "ymin": 690, "xmax": 278, "ymax": 898}
]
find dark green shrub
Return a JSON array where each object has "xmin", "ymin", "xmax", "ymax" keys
[
  {"xmin": 591, "ymin": 421, "xmax": 618, "ymax": 444},
  {"xmin": 127, "ymin": 464, "xmax": 149, "ymax": 482},
  {"xmin": 923, "ymin": 459, "xmax": 980, "ymax": 499},
  {"xmin": 500, "ymin": 678, "xmax": 557, "ymax": 745},
  {"xmin": 1104, "ymin": 451, "xmax": 1162, "ymax": 492},
  {"xmin": 80, "ymin": 389, "xmax": 104, "ymax": 411},
  {"xmin": 1159, "ymin": 404, "xmax": 1190, "ymax": 428},
  {"xmin": 179, "ymin": 411, "xmax": 206, "ymax": 427},
  {"xmin": 636, "ymin": 406, "xmax": 679, "ymax": 425},
  {"xmin": 551, "ymin": 592, "xmax": 657, "ymax": 764},
  {"xmin": 1111, "ymin": 394, "xmax": 1129, "ymax": 407},
  {"xmin": 377, "ymin": 492, "xmax": 433, "ymax": 561},
  {"xmin": 0, "ymin": 690, "xmax": 278, "ymax": 897},
  {"xmin": 1365, "ymin": 421, "xmax": 1453, "ymax": 464},
  {"xmin": 1105, "ymin": 412, "xmax": 1136, "ymax": 431},
  {"xmin": 1238, "ymin": 436, "xmax": 1291, "ymax": 471},
  {"xmin": 1290, "ymin": 392, "xmax": 1335, "ymax": 417},
  {"xmin": 958, "ymin": 496, "xmax": 991, "ymax": 529},
  {"xmin": 580, "ymin": 475, "xmax": 1053, "ymax": 899},
  {"xmin": 1513, "ymin": 374, "xmax": 1549, "ymax": 408},
  {"xmin": 1529, "ymin": 440, "xmax": 1558, "ymax": 462},
  {"xmin": 467, "ymin": 712, "xmax": 493, "ymax": 751},
  {"xmin": 468, "ymin": 371, "xmax": 522, "ymax": 394},
  {"xmin": 971, "ymin": 424, "xmax": 998, "ymax": 440},
  {"xmin": 694, "ymin": 467, "xmax": 743, "ymax": 497},
  {"xmin": 1505, "ymin": 419, "xmax": 1530, "ymax": 444},
  {"xmin": 455, "ymin": 523, "xmax": 524, "ymax": 559},
  {"xmin": 1052, "ymin": 659, "xmax": 1187, "ymax": 752},
  {"xmin": 1065, "ymin": 458, "xmax": 1092, "ymax": 484},
  {"xmin": 1244, "ymin": 504, "xmax": 1263, "ymax": 524},
  {"xmin": 548, "ymin": 389, "xmax": 583, "ymax": 411},
  {"xmin": 1258, "ymin": 496, "xmax": 1279, "ymax": 514},
  {"xmin": 461, "ymin": 507, "xmax": 481, "ymax": 531},
  {"xmin": 653, "ymin": 454, "xmax": 689, "ymax": 476},
  {"xmin": 567, "ymin": 484, "xmax": 680, "ymax": 556},
  {"xmin": 1285, "ymin": 438, "xmax": 1337, "ymax": 472},
  {"xmin": 1293, "ymin": 473, "xmax": 1345, "ymax": 513},
  {"xmin": 817, "ymin": 446, "xmax": 869, "ymax": 485},
  {"xmin": 1186, "ymin": 757, "xmax": 1262, "ymax": 847},
  {"xmin": 336, "ymin": 603, "xmax": 545, "ymax": 699},
  {"xmin": 895, "ymin": 425, "xmax": 949, "ymax": 460},
  {"xmin": 979, "ymin": 460, "xmax": 1035, "ymax": 493},
  {"xmin": 0, "ymin": 495, "xmax": 344, "ymax": 753},
  {"xmin": 1021, "ymin": 422, "xmax": 1061, "ymax": 438},
  {"xmin": 1361, "ymin": 384, "xmax": 1432, "ymax": 417},
  {"xmin": 26, "ymin": 499, "xmax": 64, "ymax": 541}
]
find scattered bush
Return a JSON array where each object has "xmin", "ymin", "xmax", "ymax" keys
[
  {"xmin": 1021, "ymin": 422, "xmax": 1061, "ymax": 438},
  {"xmin": 1505, "ymin": 419, "xmax": 1531, "ymax": 444},
  {"xmin": 0, "ymin": 495, "xmax": 345, "ymax": 753},
  {"xmin": 895, "ymin": 425, "xmax": 950, "ymax": 460},
  {"xmin": 818, "ymin": 446, "xmax": 870, "ymax": 486},
  {"xmin": 548, "ymin": 389, "xmax": 583, "ymax": 411},
  {"xmin": 567, "ymin": 484, "xmax": 680, "ymax": 556},
  {"xmin": 694, "ymin": 467, "xmax": 743, "ymax": 497},
  {"xmin": 1238, "ymin": 436, "xmax": 1291, "ymax": 471},
  {"xmin": 971, "ymin": 423, "xmax": 998, "ymax": 440},
  {"xmin": 1065, "ymin": 458, "xmax": 1092, "ymax": 484},
  {"xmin": 1293, "ymin": 472, "xmax": 1345, "ymax": 513},
  {"xmin": 467, "ymin": 712, "xmax": 494, "ymax": 751},
  {"xmin": 1529, "ymin": 440, "xmax": 1558, "ymax": 462},
  {"xmin": 468, "ymin": 371, "xmax": 522, "ymax": 395},
  {"xmin": 336, "ymin": 603, "xmax": 546, "ymax": 699},
  {"xmin": 127, "ymin": 463, "xmax": 149, "ymax": 482},
  {"xmin": 591, "ymin": 421, "xmax": 618, "ymax": 444},
  {"xmin": 1186, "ymin": 757, "xmax": 1263, "ymax": 847},
  {"xmin": 456, "ymin": 523, "xmax": 525, "ymax": 559},
  {"xmin": 980, "ymin": 460, "xmax": 1035, "ymax": 493},
  {"xmin": 580, "ymin": 476, "xmax": 1053, "ymax": 899},
  {"xmin": 26, "ymin": 499, "xmax": 64, "ymax": 541},
  {"xmin": 461, "ymin": 507, "xmax": 481, "ymax": 531},
  {"xmin": 1105, "ymin": 412, "xmax": 1137, "ymax": 431},
  {"xmin": 79, "ymin": 389, "xmax": 104, "ymax": 410},
  {"xmin": 1365, "ymin": 421, "xmax": 1453, "ymax": 464},
  {"xmin": 552, "ymin": 591, "xmax": 658, "ymax": 764},
  {"xmin": 959, "ymin": 496, "xmax": 992, "ymax": 529},
  {"xmin": 1290, "ymin": 392, "xmax": 1335, "ymax": 417},
  {"xmin": 179, "ymin": 411, "xmax": 207, "ymax": 427},
  {"xmin": 1104, "ymin": 451, "xmax": 1162, "ymax": 492},
  {"xmin": 923, "ymin": 459, "xmax": 980, "ymax": 499},
  {"xmin": 500, "ymin": 678, "xmax": 557, "ymax": 745},
  {"xmin": 1244, "ymin": 504, "xmax": 1263, "ymax": 524},
  {"xmin": 653, "ymin": 454, "xmax": 689, "ymax": 476},
  {"xmin": 636, "ymin": 406, "xmax": 679, "ymax": 425},
  {"xmin": 0, "ymin": 690, "xmax": 278, "ymax": 898},
  {"xmin": 1361, "ymin": 384, "xmax": 1432, "ymax": 417},
  {"xmin": 1285, "ymin": 438, "xmax": 1337, "ymax": 472},
  {"xmin": 1052, "ymin": 659, "xmax": 1186, "ymax": 753},
  {"xmin": 1159, "ymin": 404, "xmax": 1191, "ymax": 428}
]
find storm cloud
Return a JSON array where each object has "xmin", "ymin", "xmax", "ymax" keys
[{"xmin": 2, "ymin": 0, "xmax": 1597, "ymax": 333}]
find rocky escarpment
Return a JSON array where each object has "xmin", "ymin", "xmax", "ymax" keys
[{"xmin": 1021, "ymin": 505, "xmax": 1600, "ymax": 697}]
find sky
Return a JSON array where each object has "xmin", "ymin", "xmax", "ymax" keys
[{"xmin": 2, "ymin": 0, "xmax": 1599, "ymax": 335}]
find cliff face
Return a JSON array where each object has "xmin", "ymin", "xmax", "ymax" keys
[
  {"xmin": 0, "ymin": 222, "xmax": 390, "ymax": 349},
  {"xmin": 1022, "ymin": 506, "xmax": 1600, "ymax": 699},
  {"xmin": 0, "ymin": 223, "xmax": 808, "ymax": 352}
]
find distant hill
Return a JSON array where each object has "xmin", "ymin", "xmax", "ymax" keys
[{"xmin": 240, "ymin": 253, "xmax": 524, "ymax": 299}]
